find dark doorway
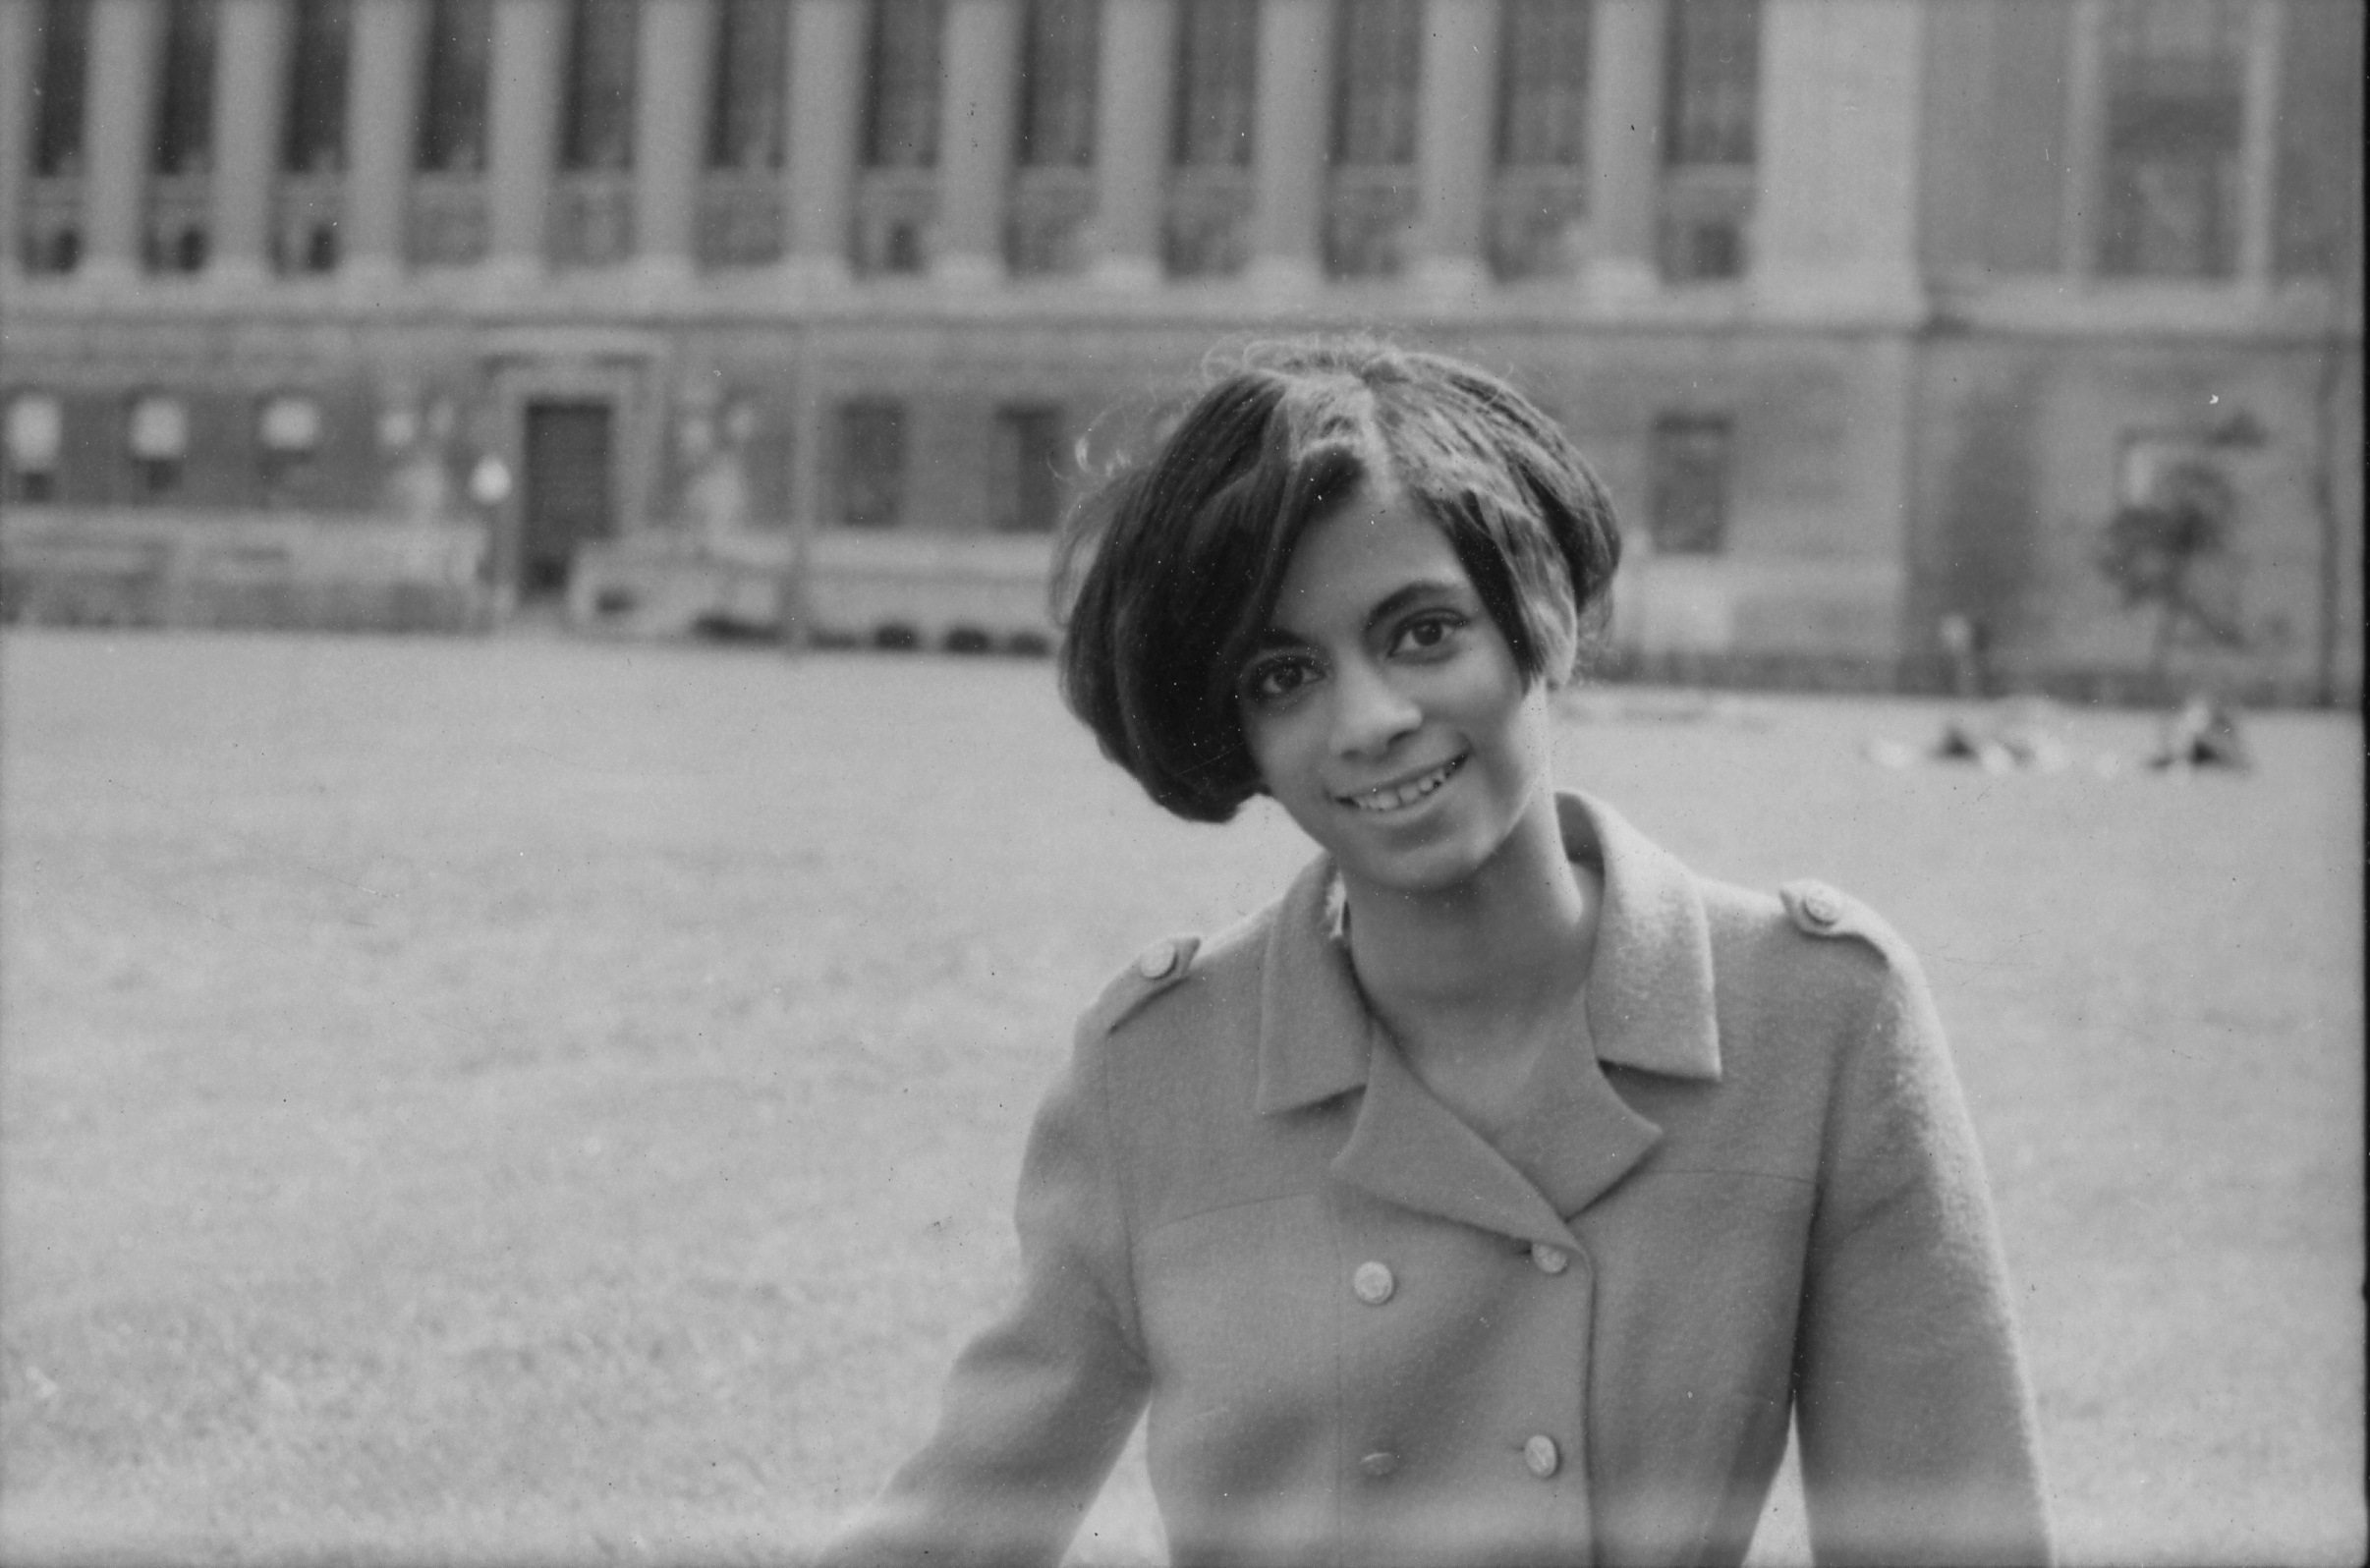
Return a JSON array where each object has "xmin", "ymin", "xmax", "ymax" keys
[{"xmin": 520, "ymin": 400, "xmax": 614, "ymax": 598}]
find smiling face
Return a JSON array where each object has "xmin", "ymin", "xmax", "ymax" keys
[{"xmin": 1237, "ymin": 477, "xmax": 1562, "ymax": 903}]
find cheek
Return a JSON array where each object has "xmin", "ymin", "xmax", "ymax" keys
[{"xmin": 1238, "ymin": 709, "xmax": 1300, "ymax": 800}]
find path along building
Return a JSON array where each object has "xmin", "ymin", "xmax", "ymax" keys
[{"xmin": 0, "ymin": 0, "xmax": 2359, "ymax": 698}]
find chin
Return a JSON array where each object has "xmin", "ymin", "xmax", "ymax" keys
[{"xmin": 1338, "ymin": 823, "xmax": 1504, "ymax": 900}]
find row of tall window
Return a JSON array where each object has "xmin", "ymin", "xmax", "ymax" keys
[
  {"xmin": 18, "ymin": 0, "xmax": 1769, "ymax": 280},
  {"xmin": 2096, "ymin": 0, "xmax": 2358, "ymax": 280},
  {"xmin": 19, "ymin": 0, "xmax": 2351, "ymax": 286}
]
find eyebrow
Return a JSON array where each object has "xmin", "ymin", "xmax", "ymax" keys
[{"xmin": 1249, "ymin": 577, "xmax": 1471, "ymax": 650}]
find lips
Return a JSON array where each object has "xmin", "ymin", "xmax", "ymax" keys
[{"xmin": 1339, "ymin": 755, "xmax": 1467, "ymax": 813}]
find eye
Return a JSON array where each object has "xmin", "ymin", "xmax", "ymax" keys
[
  {"xmin": 1391, "ymin": 611, "xmax": 1466, "ymax": 657},
  {"xmin": 1241, "ymin": 654, "xmax": 1319, "ymax": 704}
]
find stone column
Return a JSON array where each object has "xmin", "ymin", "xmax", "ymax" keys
[
  {"xmin": 82, "ymin": 0, "xmax": 160, "ymax": 284},
  {"xmin": 0, "ymin": 0, "xmax": 32, "ymax": 283},
  {"xmin": 2235, "ymin": 0, "xmax": 2282, "ymax": 289},
  {"xmin": 1249, "ymin": 0, "xmax": 1329, "ymax": 288},
  {"xmin": 209, "ymin": 0, "xmax": 290, "ymax": 283},
  {"xmin": 634, "ymin": 0, "xmax": 709, "ymax": 279},
  {"xmin": 485, "ymin": 0, "xmax": 563, "ymax": 277},
  {"xmin": 936, "ymin": 0, "xmax": 1022, "ymax": 284},
  {"xmin": 1412, "ymin": 0, "xmax": 1497, "ymax": 290},
  {"xmin": 1752, "ymin": 0, "xmax": 1926, "ymax": 317},
  {"xmin": 343, "ymin": 0, "xmax": 423, "ymax": 285},
  {"xmin": 786, "ymin": 0, "xmax": 864, "ymax": 283},
  {"xmin": 1090, "ymin": 0, "xmax": 1175, "ymax": 287},
  {"xmin": 1588, "ymin": 0, "xmax": 1664, "ymax": 298},
  {"xmin": 2059, "ymin": 0, "xmax": 2108, "ymax": 277}
]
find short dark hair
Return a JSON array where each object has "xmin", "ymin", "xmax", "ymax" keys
[{"xmin": 1054, "ymin": 338, "xmax": 1622, "ymax": 824}]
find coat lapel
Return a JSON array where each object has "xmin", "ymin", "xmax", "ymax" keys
[
  {"xmin": 1495, "ymin": 1004, "xmax": 1667, "ymax": 1222},
  {"xmin": 1333, "ymin": 1038, "xmax": 1581, "ymax": 1251},
  {"xmin": 1254, "ymin": 791, "xmax": 1723, "ymax": 1242}
]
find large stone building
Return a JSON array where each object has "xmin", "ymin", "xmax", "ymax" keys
[{"xmin": 0, "ymin": 0, "xmax": 2359, "ymax": 697}]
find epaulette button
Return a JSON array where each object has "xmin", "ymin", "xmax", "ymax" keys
[{"xmin": 1135, "ymin": 939, "xmax": 1183, "ymax": 980}]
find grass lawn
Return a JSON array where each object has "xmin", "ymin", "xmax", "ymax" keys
[{"xmin": 1, "ymin": 628, "xmax": 2360, "ymax": 1565}]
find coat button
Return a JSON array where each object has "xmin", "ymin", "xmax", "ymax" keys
[
  {"xmin": 1352, "ymin": 1260, "xmax": 1395, "ymax": 1305},
  {"xmin": 1359, "ymin": 1450, "xmax": 1399, "ymax": 1479},
  {"xmin": 1530, "ymin": 1243, "xmax": 1570, "ymax": 1275},
  {"xmin": 1524, "ymin": 1434, "xmax": 1561, "ymax": 1479},
  {"xmin": 1135, "ymin": 939, "xmax": 1180, "ymax": 980}
]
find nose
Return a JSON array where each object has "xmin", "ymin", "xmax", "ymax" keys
[{"xmin": 1329, "ymin": 656, "xmax": 1421, "ymax": 759}]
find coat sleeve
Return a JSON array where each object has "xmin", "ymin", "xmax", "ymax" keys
[
  {"xmin": 1790, "ymin": 912, "xmax": 2055, "ymax": 1568},
  {"xmin": 818, "ymin": 1028, "xmax": 1153, "ymax": 1568}
]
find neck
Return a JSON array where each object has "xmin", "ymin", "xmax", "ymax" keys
[{"xmin": 1338, "ymin": 789, "xmax": 1597, "ymax": 1046}]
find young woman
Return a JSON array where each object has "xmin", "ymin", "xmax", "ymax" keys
[{"xmin": 827, "ymin": 341, "xmax": 2052, "ymax": 1567}]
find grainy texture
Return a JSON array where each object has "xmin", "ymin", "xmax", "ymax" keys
[{"xmin": 1, "ymin": 630, "xmax": 2360, "ymax": 1566}]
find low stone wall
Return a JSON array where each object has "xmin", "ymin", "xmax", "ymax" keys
[
  {"xmin": 0, "ymin": 509, "xmax": 492, "ymax": 634},
  {"xmin": 783, "ymin": 530, "xmax": 1059, "ymax": 652}
]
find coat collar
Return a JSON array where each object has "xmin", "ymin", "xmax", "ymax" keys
[{"xmin": 1250, "ymin": 791, "xmax": 1722, "ymax": 1242}]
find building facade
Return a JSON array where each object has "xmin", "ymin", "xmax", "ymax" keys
[{"xmin": 0, "ymin": 0, "xmax": 2359, "ymax": 696}]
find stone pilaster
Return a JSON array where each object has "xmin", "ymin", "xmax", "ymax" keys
[
  {"xmin": 0, "ymin": 0, "xmax": 32, "ymax": 283},
  {"xmin": 82, "ymin": 0, "xmax": 159, "ymax": 284},
  {"xmin": 209, "ymin": 0, "xmax": 290, "ymax": 283},
  {"xmin": 786, "ymin": 0, "xmax": 865, "ymax": 283},
  {"xmin": 1249, "ymin": 0, "xmax": 1329, "ymax": 287},
  {"xmin": 1587, "ymin": 0, "xmax": 1664, "ymax": 298},
  {"xmin": 2236, "ymin": 0, "xmax": 2282, "ymax": 289},
  {"xmin": 1089, "ymin": 0, "xmax": 1175, "ymax": 286},
  {"xmin": 486, "ymin": 0, "xmax": 564, "ymax": 277},
  {"xmin": 936, "ymin": 0, "xmax": 1022, "ymax": 283},
  {"xmin": 2059, "ymin": 0, "xmax": 2107, "ymax": 277},
  {"xmin": 1752, "ymin": 0, "xmax": 1926, "ymax": 318},
  {"xmin": 1412, "ymin": 0, "xmax": 1497, "ymax": 291},
  {"xmin": 634, "ymin": 0, "xmax": 710, "ymax": 279},
  {"xmin": 342, "ymin": 0, "xmax": 423, "ymax": 285}
]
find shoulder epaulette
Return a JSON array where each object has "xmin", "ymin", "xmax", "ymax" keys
[
  {"xmin": 1080, "ymin": 934, "xmax": 1202, "ymax": 1038},
  {"xmin": 1778, "ymin": 879, "xmax": 1887, "ymax": 952}
]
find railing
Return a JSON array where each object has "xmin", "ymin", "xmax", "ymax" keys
[
  {"xmin": 697, "ymin": 170, "xmax": 787, "ymax": 269},
  {"xmin": 1006, "ymin": 167, "xmax": 1095, "ymax": 277},
  {"xmin": 143, "ymin": 175, "xmax": 211, "ymax": 273},
  {"xmin": 550, "ymin": 171, "xmax": 636, "ymax": 268},
  {"xmin": 1658, "ymin": 164, "xmax": 1755, "ymax": 283},
  {"xmin": 21, "ymin": 178, "xmax": 83, "ymax": 274},
  {"xmin": 407, "ymin": 173, "xmax": 488, "ymax": 267},
  {"xmin": 1163, "ymin": 166, "xmax": 1252, "ymax": 279},
  {"xmin": 1489, "ymin": 168, "xmax": 1588, "ymax": 282},
  {"xmin": 1325, "ymin": 166, "xmax": 1419, "ymax": 280},
  {"xmin": 273, "ymin": 174, "xmax": 345, "ymax": 275},
  {"xmin": 852, "ymin": 169, "xmax": 938, "ymax": 277}
]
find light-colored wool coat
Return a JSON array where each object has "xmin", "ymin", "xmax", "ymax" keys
[{"xmin": 830, "ymin": 793, "xmax": 2052, "ymax": 1568}]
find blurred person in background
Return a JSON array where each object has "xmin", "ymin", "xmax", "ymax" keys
[{"xmin": 825, "ymin": 339, "xmax": 2052, "ymax": 1567}]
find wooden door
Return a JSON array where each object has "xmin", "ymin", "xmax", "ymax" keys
[{"xmin": 520, "ymin": 401, "xmax": 614, "ymax": 598}]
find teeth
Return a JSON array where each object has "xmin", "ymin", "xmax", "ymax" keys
[{"xmin": 1348, "ymin": 757, "xmax": 1462, "ymax": 812}]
